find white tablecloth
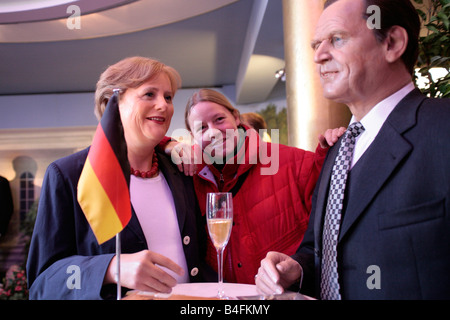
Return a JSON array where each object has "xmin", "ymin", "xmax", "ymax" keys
[{"xmin": 134, "ymin": 282, "xmax": 312, "ymax": 300}]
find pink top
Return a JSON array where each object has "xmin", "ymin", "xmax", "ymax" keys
[{"xmin": 130, "ymin": 173, "xmax": 189, "ymax": 283}]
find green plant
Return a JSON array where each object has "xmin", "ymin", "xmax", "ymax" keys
[{"xmin": 414, "ymin": 0, "xmax": 450, "ymax": 98}]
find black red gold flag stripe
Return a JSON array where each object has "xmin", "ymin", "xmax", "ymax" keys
[{"xmin": 77, "ymin": 91, "xmax": 131, "ymax": 244}]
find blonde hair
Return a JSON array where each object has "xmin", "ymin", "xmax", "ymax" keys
[
  {"xmin": 184, "ymin": 88, "xmax": 241, "ymax": 131},
  {"xmin": 94, "ymin": 56, "xmax": 181, "ymax": 120}
]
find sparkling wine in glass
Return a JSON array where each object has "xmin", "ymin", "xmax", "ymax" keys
[{"xmin": 206, "ymin": 192, "xmax": 233, "ymax": 299}]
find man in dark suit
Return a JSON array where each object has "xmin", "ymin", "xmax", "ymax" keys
[{"xmin": 255, "ymin": 0, "xmax": 450, "ymax": 299}]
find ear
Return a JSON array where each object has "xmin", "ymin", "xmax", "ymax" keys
[{"xmin": 384, "ymin": 26, "xmax": 408, "ymax": 64}]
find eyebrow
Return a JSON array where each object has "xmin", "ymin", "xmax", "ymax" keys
[
  {"xmin": 141, "ymin": 85, "xmax": 173, "ymax": 96},
  {"xmin": 310, "ymin": 39, "xmax": 322, "ymax": 50}
]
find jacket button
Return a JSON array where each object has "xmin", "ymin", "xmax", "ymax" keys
[
  {"xmin": 183, "ymin": 236, "xmax": 190, "ymax": 245},
  {"xmin": 237, "ymin": 262, "xmax": 242, "ymax": 268},
  {"xmin": 190, "ymin": 267, "xmax": 199, "ymax": 277}
]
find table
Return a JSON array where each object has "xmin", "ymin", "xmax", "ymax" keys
[{"xmin": 124, "ymin": 282, "xmax": 313, "ymax": 300}]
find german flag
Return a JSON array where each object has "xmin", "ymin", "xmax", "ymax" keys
[{"xmin": 77, "ymin": 90, "xmax": 131, "ymax": 244}]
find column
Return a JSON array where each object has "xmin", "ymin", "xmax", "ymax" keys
[{"xmin": 282, "ymin": 0, "xmax": 351, "ymax": 151}]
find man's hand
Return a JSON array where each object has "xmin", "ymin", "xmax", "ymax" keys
[{"xmin": 255, "ymin": 251, "xmax": 302, "ymax": 296}]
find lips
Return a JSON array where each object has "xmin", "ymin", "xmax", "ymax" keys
[
  {"xmin": 146, "ymin": 116, "xmax": 165, "ymax": 124},
  {"xmin": 321, "ymin": 70, "xmax": 338, "ymax": 79}
]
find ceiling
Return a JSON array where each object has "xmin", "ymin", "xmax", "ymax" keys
[{"xmin": 0, "ymin": 0, "xmax": 286, "ymax": 104}]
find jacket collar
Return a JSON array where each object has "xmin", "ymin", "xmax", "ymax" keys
[{"xmin": 198, "ymin": 125, "xmax": 261, "ymax": 184}]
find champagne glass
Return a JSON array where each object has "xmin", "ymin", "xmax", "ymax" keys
[{"xmin": 206, "ymin": 192, "xmax": 233, "ymax": 299}]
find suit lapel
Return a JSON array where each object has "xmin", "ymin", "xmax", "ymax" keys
[
  {"xmin": 338, "ymin": 89, "xmax": 425, "ymax": 241},
  {"xmin": 124, "ymin": 207, "xmax": 146, "ymax": 243},
  {"xmin": 313, "ymin": 89, "xmax": 425, "ymax": 244},
  {"xmin": 157, "ymin": 151, "xmax": 187, "ymax": 232},
  {"xmin": 314, "ymin": 143, "xmax": 339, "ymax": 245},
  {"xmin": 338, "ymin": 125, "xmax": 411, "ymax": 240}
]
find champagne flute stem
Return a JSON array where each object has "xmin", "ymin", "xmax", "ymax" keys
[{"xmin": 217, "ymin": 247, "xmax": 225, "ymax": 298}]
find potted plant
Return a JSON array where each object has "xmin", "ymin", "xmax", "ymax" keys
[{"xmin": 414, "ymin": 0, "xmax": 450, "ymax": 98}]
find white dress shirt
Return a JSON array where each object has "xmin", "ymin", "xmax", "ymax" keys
[{"xmin": 350, "ymin": 82, "xmax": 416, "ymax": 168}]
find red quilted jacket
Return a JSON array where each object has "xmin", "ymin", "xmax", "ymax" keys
[{"xmin": 194, "ymin": 128, "xmax": 327, "ymax": 284}]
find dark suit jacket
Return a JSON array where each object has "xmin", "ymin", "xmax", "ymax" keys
[
  {"xmin": 27, "ymin": 148, "xmax": 213, "ymax": 300},
  {"xmin": 293, "ymin": 89, "xmax": 450, "ymax": 299}
]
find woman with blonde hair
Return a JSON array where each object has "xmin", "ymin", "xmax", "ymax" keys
[
  {"xmin": 168, "ymin": 88, "xmax": 344, "ymax": 284},
  {"xmin": 27, "ymin": 57, "xmax": 212, "ymax": 299}
]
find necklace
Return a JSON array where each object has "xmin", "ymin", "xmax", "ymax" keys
[{"xmin": 130, "ymin": 152, "xmax": 159, "ymax": 178}]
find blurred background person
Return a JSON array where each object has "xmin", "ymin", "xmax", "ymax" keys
[
  {"xmin": 0, "ymin": 175, "xmax": 13, "ymax": 238},
  {"xmin": 241, "ymin": 112, "xmax": 271, "ymax": 142}
]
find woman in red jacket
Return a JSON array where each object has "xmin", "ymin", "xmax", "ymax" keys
[{"xmin": 170, "ymin": 88, "xmax": 343, "ymax": 284}]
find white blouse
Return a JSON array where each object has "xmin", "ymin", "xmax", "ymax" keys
[{"xmin": 130, "ymin": 173, "xmax": 189, "ymax": 284}]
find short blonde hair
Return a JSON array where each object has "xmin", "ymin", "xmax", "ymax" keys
[
  {"xmin": 94, "ymin": 56, "xmax": 181, "ymax": 120},
  {"xmin": 184, "ymin": 88, "xmax": 241, "ymax": 131}
]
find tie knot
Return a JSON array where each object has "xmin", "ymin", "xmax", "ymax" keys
[{"xmin": 347, "ymin": 122, "xmax": 365, "ymax": 138}]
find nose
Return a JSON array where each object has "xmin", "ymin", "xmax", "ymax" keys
[
  {"xmin": 313, "ymin": 40, "xmax": 332, "ymax": 65},
  {"xmin": 154, "ymin": 94, "xmax": 168, "ymax": 112},
  {"xmin": 204, "ymin": 127, "xmax": 223, "ymax": 143}
]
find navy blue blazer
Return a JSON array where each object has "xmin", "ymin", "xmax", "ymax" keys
[
  {"xmin": 27, "ymin": 148, "xmax": 213, "ymax": 299},
  {"xmin": 294, "ymin": 89, "xmax": 450, "ymax": 299}
]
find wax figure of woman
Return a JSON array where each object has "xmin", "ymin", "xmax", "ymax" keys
[
  {"xmin": 168, "ymin": 88, "xmax": 344, "ymax": 284},
  {"xmin": 26, "ymin": 57, "xmax": 212, "ymax": 300}
]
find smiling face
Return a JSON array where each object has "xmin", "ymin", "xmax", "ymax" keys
[
  {"xmin": 311, "ymin": 0, "xmax": 387, "ymax": 108},
  {"xmin": 119, "ymin": 73, "xmax": 174, "ymax": 151},
  {"xmin": 188, "ymin": 101, "xmax": 241, "ymax": 159}
]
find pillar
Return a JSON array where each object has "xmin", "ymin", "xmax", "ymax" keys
[{"xmin": 282, "ymin": 0, "xmax": 351, "ymax": 151}]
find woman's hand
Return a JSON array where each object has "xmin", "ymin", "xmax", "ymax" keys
[
  {"xmin": 318, "ymin": 127, "xmax": 346, "ymax": 148},
  {"xmin": 104, "ymin": 250, "xmax": 184, "ymax": 293},
  {"xmin": 164, "ymin": 141, "xmax": 200, "ymax": 176}
]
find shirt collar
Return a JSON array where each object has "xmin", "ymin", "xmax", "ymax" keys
[{"xmin": 350, "ymin": 82, "xmax": 415, "ymax": 137}]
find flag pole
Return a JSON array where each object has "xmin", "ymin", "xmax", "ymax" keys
[
  {"xmin": 116, "ymin": 232, "xmax": 121, "ymax": 300},
  {"xmin": 113, "ymin": 88, "xmax": 123, "ymax": 301},
  {"xmin": 78, "ymin": 87, "xmax": 130, "ymax": 300}
]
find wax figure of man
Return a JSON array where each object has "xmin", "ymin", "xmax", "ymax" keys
[{"xmin": 256, "ymin": 0, "xmax": 450, "ymax": 300}]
